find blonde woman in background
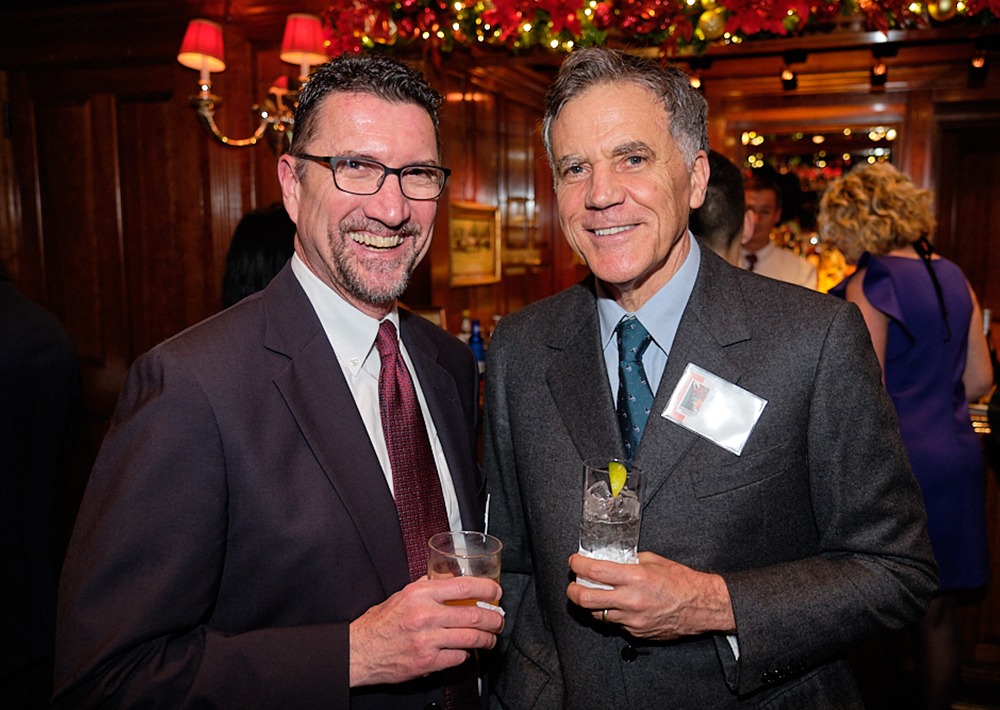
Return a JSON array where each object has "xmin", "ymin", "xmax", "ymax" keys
[{"xmin": 820, "ymin": 161, "xmax": 994, "ymax": 710}]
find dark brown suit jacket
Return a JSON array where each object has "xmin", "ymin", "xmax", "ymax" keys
[{"xmin": 54, "ymin": 264, "xmax": 482, "ymax": 708}]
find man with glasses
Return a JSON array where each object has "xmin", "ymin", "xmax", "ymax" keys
[{"xmin": 54, "ymin": 54, "xmax": 502, "ymax": 709}]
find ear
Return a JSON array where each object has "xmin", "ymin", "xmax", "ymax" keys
[
  {"xmin": 740, "ymin": 208, "xmax": 756, "ymax": 246},
  {"xmin": 277, "ymin": 155, "xmax": 301, "ymax": 224},
  {"xmin": 688, "ymin": 151, "xmax": 709, "ymax": 210}
]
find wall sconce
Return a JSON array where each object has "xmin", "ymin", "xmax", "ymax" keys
[
  {"xmin": 870, "ymin": 60, "xmax": 888, "ymax": 88},
  {"xmin": 177, "ymin": 14, "xmax": 328, "ymax": 151}
]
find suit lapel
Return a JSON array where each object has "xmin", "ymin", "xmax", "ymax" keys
[
  {"xmin": 399, "ymin": 311, "xmax": 483, "ymax": 531},
  {"xmin": 262, "ymin": 267, "xmax": 410, "ymax": 596},
  {"xmin": 544, "ymin": 282, "xmax": 625, "ymax": 462},
  {"xmin": 637, "ymin": 250, "xmax": 753, "ymax": 504}
]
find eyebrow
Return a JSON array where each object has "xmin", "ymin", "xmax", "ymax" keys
[
  {"xmin": 612, "ymin": 140, "xmax": 654, "ymax": 158},
  {"xmin": 554, "ymin": 155, "xmax": 580, "ymax": 174},
  {"xmin": 553, "ymin": 139, "xmax": 659, "ymax": 176}
]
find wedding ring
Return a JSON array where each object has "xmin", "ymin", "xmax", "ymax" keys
[{"xmin": 601, "ymin": 609, "xmax": 608, "ymax": 623}]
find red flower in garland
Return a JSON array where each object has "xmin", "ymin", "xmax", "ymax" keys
[
  {"xmin": 482, "ymin": 0, "xmax": 527, "ymax": 43},
  {"xmin": 539, "ymin": 0, "xmax": 586, "ymax": 36},
  {"xmin": 616, "ymin": 0, "xmax": 688, "ymax": 37},
  {"xmin": 964, "ymin": 0, "xmax": 1000, "ymax": 16},
  {"xmin": 324, "ymin": 1, "xmax": 369, "ymax": 55}
]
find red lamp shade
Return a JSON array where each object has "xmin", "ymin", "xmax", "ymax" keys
[
  {"xmin": 279, "ymin": 14, "xmax": 327, "ymax": 68},
  {"xmin": 269, "ymin": 75, "xmax": 290, "ymax": 95},
  {"xmin": 177, "ymin": 19, "xmax": 226, "ymax": 75}
]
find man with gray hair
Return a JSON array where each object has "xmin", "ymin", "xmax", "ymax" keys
[{"xmin": 484, "ymin": 47, "xmax": 935, "ymax": 707}]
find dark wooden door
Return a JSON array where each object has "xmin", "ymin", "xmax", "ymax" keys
[{"xmin": 6, "ymin": 61, "xmax": 249, "ymax": 528}]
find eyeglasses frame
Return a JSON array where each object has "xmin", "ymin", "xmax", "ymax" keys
[{"xmin": 296, "ymin": 154, "xmax": 451, "ymax": 201}]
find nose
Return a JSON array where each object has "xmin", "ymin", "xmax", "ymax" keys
[
  {"xmin": 363, "ymin": 173, "xmax": 412, "ymax": 229},
  {"xmin": 585, "ymin": 163, "xmax": 625, "ymax": 210}
]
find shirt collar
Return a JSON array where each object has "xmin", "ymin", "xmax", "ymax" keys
[
  {"xmin": 290, "ymin": 253, "xmax": 398, "ymax": 376},
  {"xmin": 597, "ymin": 234, "xmax": 701, "ymax": 356}
]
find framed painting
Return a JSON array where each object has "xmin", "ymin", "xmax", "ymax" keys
[{"xmin": 449, "ymin": 201, "xmax": 501, "ymax": 286}]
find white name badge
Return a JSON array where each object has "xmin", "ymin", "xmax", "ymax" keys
[{"xmin": 661, "ymin": 363, "xmax": 767, "ymax": 455}]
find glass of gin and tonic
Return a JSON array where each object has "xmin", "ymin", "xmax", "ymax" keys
[{"xmin": 577, "ymin": 458, "xmax": 643, "ymax": 589}]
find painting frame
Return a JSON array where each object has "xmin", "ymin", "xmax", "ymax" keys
[{"xmin": 448, "ymin": 201, "xmax": 501, "ymax": 287}]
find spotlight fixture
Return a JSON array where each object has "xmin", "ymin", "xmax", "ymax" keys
[
  {"xmin": 870, "ymin": 61, "xmax": 888, "ymax": 88},
  {"xmin": 971, "ymin": 49, "xmax": 988, "ymax": 81},
  {"xmin": 781, "ymin": 68, "xmax": 797, "ymax": 91},
  {"xmin": 780, "ymin": 50, "xmax": 806, "ymax": 92}
]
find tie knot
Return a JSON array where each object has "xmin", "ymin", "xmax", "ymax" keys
[
  {"xmin": 375, "ymin": 320, "xmax": 400, "ymax": 361},
  {"xmin": 617, "ymin": 317, "xmax": 652, "ymax": 363}
]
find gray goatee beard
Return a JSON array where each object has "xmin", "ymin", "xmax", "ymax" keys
[{"xmin": 336, "ymin": 220, "xmax": 422, "ymax": 309}]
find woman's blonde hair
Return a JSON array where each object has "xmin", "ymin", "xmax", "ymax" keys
[{"xmin": 818, "ymin": 161, "xmax": 936, "ymax": 262}]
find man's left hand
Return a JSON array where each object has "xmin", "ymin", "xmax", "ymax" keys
[{"xmin": 566, "ymin": 552, "xmax": 736, "ymax": 640}]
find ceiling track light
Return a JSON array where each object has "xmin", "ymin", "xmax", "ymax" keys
[
  {"xmin": 780, "ymin": 50, "xmax": 806, "ymax": 91},
  {"xmin": 970, "ymin": 49, "xmax": 988, "ymax": 83},
  {"xmin": 870, "ymin": 60, "xmax": 888, "ymax": 88},
  {"xmin": 781, "ymin": 67, "xmax": 798, "ymax": 91}
]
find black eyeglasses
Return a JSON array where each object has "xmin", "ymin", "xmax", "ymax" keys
[{"xmin": 297, "ymin": 155, "xmax": 451, "ymax": 201}]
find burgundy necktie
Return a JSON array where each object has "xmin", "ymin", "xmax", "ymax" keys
[
  {"xmin": 375, "ymin": 320, "xmax": 450, "ymax": 583},
  {"xmin": 746, "ymin": 253, "xmax": 758, "ymax": 271},
  {"xmin": 375, "ymin": 321, "xmax": 479, "ymax": 708}
]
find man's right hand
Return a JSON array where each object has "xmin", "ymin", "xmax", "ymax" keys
[{"xmin": 348, "ymin": 576, "xmax": 504, "ymax": 687}]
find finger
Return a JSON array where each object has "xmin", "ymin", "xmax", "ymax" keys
[
  {"xmin": 436, "ymin": 601, "xmax": 506, "ymax": 636},
  {"xmin": 439, "ymin": 626, "xmax": 499, "ymax": 651},
  {"xmin": 428, "ymin": 575, "xmax": 502, "ymax": 605}
]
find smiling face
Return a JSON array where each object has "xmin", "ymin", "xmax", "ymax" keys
[
  {"xmin": 278, "ymin": 92, "xmax": 441, "ymax": 319},
  {"xmin": 550, "ymin": 81, "xmax": 708, "ymax": 311},
  {"xmin": 743, "ymin": 187, "xmax": 782, "ymax": 252}
]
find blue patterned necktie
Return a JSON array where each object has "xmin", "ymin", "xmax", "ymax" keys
[{"xmin": 616, "ymin": 316, "xmax": 654, "ymax": 461}]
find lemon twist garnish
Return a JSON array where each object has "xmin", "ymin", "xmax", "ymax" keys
[{"xmin": 608, "ymin": 461, "xmax": 627, "ymax": 498}]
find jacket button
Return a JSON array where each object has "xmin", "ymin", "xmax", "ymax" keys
[{"xmin": 621, "ymin": 644, "xmax": 639, "ymax": 662}]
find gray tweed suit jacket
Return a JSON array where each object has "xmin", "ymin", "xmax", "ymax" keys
[{"xmin": 484, "ymin": 246, "xmax": 937, "ymax": 709}]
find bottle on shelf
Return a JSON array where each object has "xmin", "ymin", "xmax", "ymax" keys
[{"xmin": 468, "ymin": 318, "xmax": 486, "ymax": 375}]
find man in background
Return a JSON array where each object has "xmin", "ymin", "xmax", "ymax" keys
[
  {"xmin": 741, "ymin": 167, "xmax": 818, "ymax": 289},
  {"xmin": 55, "ymin": 53, "xmax": 502, "ymax": 708},
  {"xmin": 0, "ymin": 265, "xmax": 80, "ymax": 708},
  {"xmin": 690, "ymin": 150, "xmax": 754, "ymax": 265}
]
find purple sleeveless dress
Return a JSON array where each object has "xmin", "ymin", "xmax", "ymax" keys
[{"xmin": 832, "ymin": 253, "xmax": 988, "ymax": 590}]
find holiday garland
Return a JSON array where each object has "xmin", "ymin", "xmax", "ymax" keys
[{"xmin": 324, "ymin": 0, "xmax": 998, "ymax": 58}]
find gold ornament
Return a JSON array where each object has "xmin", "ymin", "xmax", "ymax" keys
[
  {"xmin": 701, "ymin": 0, "xmax": 718, "ymax": 10},
  {"xmin": 927, "ymin": 0, "xmax": 958, "ymax": 21},
  {"xmin": 365, "ymin": 11, "xmax": 398, "ymax": 45},
  {"xmin": 696, "ymin": 8, "xmax": 726, "ymax": 41}
]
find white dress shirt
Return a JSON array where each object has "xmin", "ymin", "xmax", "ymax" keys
[
  {"xmin": 741, "ymin": 241, "xmax": 818, "ymax": 290},
  {"xmin": 291, "ymin": 254, "xmax": 462, "ymax": 532}
]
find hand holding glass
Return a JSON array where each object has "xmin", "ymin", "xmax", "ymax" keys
[
  {"xmin": 428, "ymin": 531, "xmax": 502, "ymax": 605},
  {"xmin": 578, "ymin": 458, "xmax": 643, "ymax": 590}
]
